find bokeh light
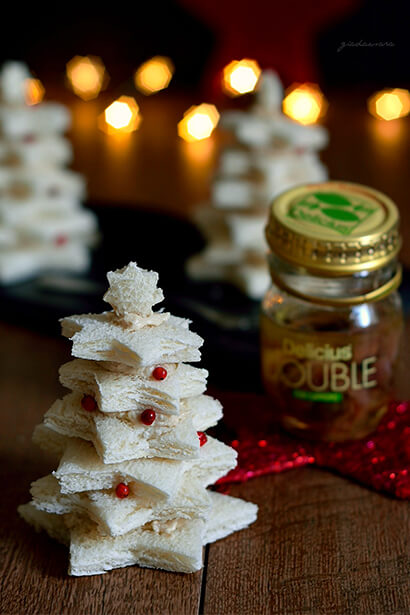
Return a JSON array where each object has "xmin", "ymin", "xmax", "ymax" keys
[
  {"xmin": 25, "ymin": 78, "xmax": 45, "ymax": 105},
  {"xmin": 222, "ymin": 59, "xmax": 261, "ymax": 96},
  {"xmin": 100, "ymin": 96, "xmax": 141, "ymax": 134},
  {"xmin": 134, "ymin": 56, "xmax": 174, "ymax": 95},
  {"xmin": 66, "ymin": 56, "xmax": 107, "ymax": 101},
  {"xmin": 283, "ymin": 84, "xmax": 326, "ymax": 124},
  {"xmin": 178, "ymin": 104, "xmax": 220, "ymax": 142},
  {"xmin": 368, "ymin": 88, "xmax": 410, "ymax": 121}
]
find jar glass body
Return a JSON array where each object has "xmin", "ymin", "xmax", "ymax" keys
[{"xmin": 260, "ymin": 258, "xmax": 403, "ymax": 441}]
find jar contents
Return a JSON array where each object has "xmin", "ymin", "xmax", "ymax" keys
[
  {"xmin": 261, "ymin": 302, "xmax": 402, "ymax": 441},
  {"xmin": 261, "ymin": 180, "xmax": 403, "ymax": 441}
]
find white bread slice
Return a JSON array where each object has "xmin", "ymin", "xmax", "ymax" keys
[
  {"xmin": 35, "ymin": 412, "xmax": 198, "ymax": 463},
  {"xmin": 30, "ymin": 437, "xmax": 237, "ymax": 537},
  {"xmin": 0, "ymin": 196, "xmax": 82, "ymax": 225},
  {"xmin": 59, "ymin": 359, "xmax": 208, "ymax": 415},
  {"xmin": 0, "ymin": 102, "xmax": 71, "ymax": 137},
  {"xmin": 69, "ymin": 515, "xmax": 205, "ymax": 575},
  {"xmin": 0, "ymin": 241, "xmax": 91, "ymax": 284},
  {"xmin": 18, "ymin": 502, "xmax": 70, "ymax": 546},
  {"xmin": 30, "ymin": 472, "xmax": 211, "ymax": 537},
  {"xmin": 0, "ymin": 135, "xmax": 72, "ymax": 168},
  {"xmin": 53, "ymin": 438, "xmax": 188, "ymax": 498},
  {"xmin": 187, "ymin": 251, "xmax": 270, "ymax": 299},
  {"xmin": 0, "ymin": 103, "xmax": 71, "ymax": 138},
  {"xmin": 61, "ymin": 312, "xmax": 203, "ymax": 368},
  {"xmin": 38, "ymin": 392, "xmax": 222, "ymax": 463},
  {"xmin": 33, "ymin": 425, "xmax": 67, "ymax": 456},
  {"xmin": 31, "ymin": 433, "xmax": 235, "ymax": 505},
  {"xmin": 0, "ymin": 166, "xmax": 86, "ymax": 200},
  {"xmin": 204, "ymin": 491, "xmax": 258, "ymax": 543},
  {"xmin": 19, "ymin": 502, "xmax": 204, "ymax": 574},
  {"xmin": 49, "ymin": 435, "xmax": 235, "ymax": 495},
  {"xmin": 15, "ymin": 208, "xmax": 97, "ymax": 243},
  {"xmin": 103, "ymin": 262, "xmax": 164, "ymax": 319},
  {"xmin": 18, "ymin": 491, "xmax": 258, "ymax": 575}
]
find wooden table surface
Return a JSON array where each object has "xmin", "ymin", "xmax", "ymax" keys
[{"xmin": 1, "ymin": 91, "xmax": 410, "ymax": 615}]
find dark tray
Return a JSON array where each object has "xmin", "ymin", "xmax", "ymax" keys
[
  {"xmin": 1, "ymin": 203, "xmax": 409, "ymax": 391},
  {"xmin": 0, "ymin": 203, "xmax": 262, "ymax": 391}
]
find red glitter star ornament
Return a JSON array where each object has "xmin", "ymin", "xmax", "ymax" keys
[{"xmin": 216, "ymin": 393, "xmax": 410, "ymax": 500}]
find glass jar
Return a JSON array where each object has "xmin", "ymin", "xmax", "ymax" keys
[{"xmin": 261, "ymin": 181, "xmax": 403, "ymax": 441}]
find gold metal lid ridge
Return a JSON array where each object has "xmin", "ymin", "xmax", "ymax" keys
[{"xmin": 266, "ymin": 181, "xmax": 401, "ymax": 276}]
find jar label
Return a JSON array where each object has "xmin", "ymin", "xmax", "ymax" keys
[
  {"xmin": 292, "ymin": 390, "xmax": 342, "ymax": 403},
  {"xmin": 278, "ymin": 338, "xmax": 378, "ymax": 396},
  {"xmin": 260, "ymin": 309, "xmax": 402, "ymax": 439}
]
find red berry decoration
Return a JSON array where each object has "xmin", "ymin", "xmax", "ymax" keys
[
  {"xmin": 141, "ymin": 409, "xmax": 156, "ymax": 425},
  {"xmin": 81, "ymin": 394, "xmax": 98, "ymax": 412},
  {"xmin": 197, "ymin": 431, "xmax": 208, "ymax": 447},
  {"xmin": 115, "ymin": 483, "xmax": 129, "ymax": 499},
  {"xmin": 23, "ymin": 134, "xmax": 35, "ymax": 143},
  {"xmin": 55, "ymin": 234, "xmax": 68, "ymax": 246},
  {"xmin": 152, "ymin": 366, "xmax": 167, "ymax": 380}
]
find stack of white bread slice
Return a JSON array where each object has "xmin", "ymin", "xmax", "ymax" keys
[
  {"xmin": 0, "ymin": 61, "xmax": 98, "ymax": 283},
  {"xmin": 19, "ymin": 262, "xmax": 257, "ymax": 575},
  {"xmin": 187, "ymin": 70, "xmax": 328, "ymax": 299}
]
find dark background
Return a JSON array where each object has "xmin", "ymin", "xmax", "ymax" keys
[{"xmin": 0, "ymin": 0, "xmax": 408, "ymax": 96}]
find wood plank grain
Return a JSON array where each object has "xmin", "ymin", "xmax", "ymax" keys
[
  {"xmin": 203, "ymin": 471, "xmax": 410, "ymax": 615},
  {"xmin": 0, "ymin": 323, "xmax": 203, "ymax": 615}
]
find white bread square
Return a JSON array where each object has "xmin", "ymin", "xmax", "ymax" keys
[
  {"xmin": 14, "ymin": 208, "xmax": 97, "ymax": 243},
  {"xmin": 187, "ymin": 250, "xmax": 270, "ymax": 299},
  {"xmin": 37, "ymin": 392, "xmax": 222, "ymax": 463},
  {"xmin": 69, "ymin": 515, "xmax": 205, "ymax": 575},
  {"xmin": 0, "ymin": 135, "xmax": 72, "ymax": 168},
  {"xmin": 59, "ymin": 359, "xmax": 208, "ymax": 415},
  {"xmin": 0, "ymin": 167, "xmax": 86, "ymax": 200},
  {"xmin": 19, "ymin": 491, "xmax": 257, "ymax": 575},
  {"xmin": 0, "ymin": 242, "xmax": 91, "ymax": 284},
  {"xmin": 30, "ymin": 435, "xmax": 237, "ymax": 537},
  {"xmin": 0, "ymin": 103, "xmax": 71, "ymax": 138},
  {"xmin": 61, "ymin": 312, "xmax": 203, "ymax": 368},
  {"xmin": 0, "ymin": 196, "xmax": 82, "ymax": 226},
  {"xmin": 36, "ymin": 410, "xmax": 199, "ymax": 463},
  {"xmin": 204, "ymin": 491, "xmax": 258, "ymax": 543},
  {"xmin": 18, "ymin": 502, "xmax": 70, "ymax": 546},
  {"xmin": 53, "ymin": 437, "xmax": 188, "ymax": 498},
  {"xmin": 45, "ymin": 434, "xmax": 235, "ymax": 496},
  {"xmin": 18, "ymin": 501, "xmax": 204, "ymax": 574},
  {"xmin": 30, "ymin": 472, "xmax": 211, "ymax": 537}
]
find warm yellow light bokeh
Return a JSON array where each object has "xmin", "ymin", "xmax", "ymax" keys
[
  {"xmin": 222, "ymin": 59, "xmax": 261, "ymax": 96},
  {"xmin": 134, "ymin": 56, "xmax": 174, "ymax": 94},
  {"xmin": 66, "ymin": 56, "xmax": 106, "ymax": 101},
  {"xmin": 282, "ymin": 84, "xmax": 326, "ymax": 124},
  {"xmin": 368, "ymin": 88, "xmax": 410, "ymax": 121},
  {"xmin": 25, "ymin": 78, "xmax": 45, "ymax": 105},
  {"xmin": 178, "ymin": 104, "xmax": 220, "ymax": 142},
  {"xmin": 100, "ymin": 96, "xmax": 141, "ymax": 134}
]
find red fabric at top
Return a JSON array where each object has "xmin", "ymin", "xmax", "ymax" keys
[{"xmin": 179, "ymin": 0, "xmax": 359, "ymax": 91}]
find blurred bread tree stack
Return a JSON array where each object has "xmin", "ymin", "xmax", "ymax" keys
[
  {"xmin": 187, "ymin": 70, "xmax": 328, "ymax": 299},
  {"xmin": 0, "ymin": 61, "xmax": 97, "ymax": 284}
]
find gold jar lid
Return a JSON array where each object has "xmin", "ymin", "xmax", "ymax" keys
[{"xmin": 266, "ymin": 181, "xmax": 401, "ymax": 275}]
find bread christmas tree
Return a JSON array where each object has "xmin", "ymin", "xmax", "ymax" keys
[
  {"xmin": 187, "ymin": 70, "xmax": 328, "ymax": 299},
  {"xmin": 0, "ymin": 61, "xmax": 97, "ymax": 283},
  {"xmin": 19, "ymin": 262, "xmax": 257, "ymax": 575}
]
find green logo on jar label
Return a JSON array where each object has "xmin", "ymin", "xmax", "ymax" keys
[
  {"xmin": 292, "ymin": 390, "xmax": 343, "ymax": 403},
  {"xmin": 287, "ymin": 191, "xmax": 377, "ymax": 236}
]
